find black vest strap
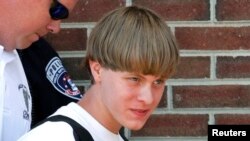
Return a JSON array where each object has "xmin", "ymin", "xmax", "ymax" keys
[
  {"xmin": 34, "ymin": 115, "xmax": 129, "ymax": 141},
  {"xmin": 34, "ymin": 115, "xmax": 94, "ymax": 141}
]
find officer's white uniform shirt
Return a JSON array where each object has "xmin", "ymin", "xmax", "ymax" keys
[
  {"xmin": 0, "ymin": 45, "xmax": 32, "ymax": 141},
  {"xmin": 18, "ymin": 102, "xmax": 125, "ymax": 141}
]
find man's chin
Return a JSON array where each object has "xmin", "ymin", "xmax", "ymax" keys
[
  {"xmin": 16, "ymin": 43, "xmax": 31, "ymax": 50},
  {"xmin": 125, "ymin": 121, "xmax": 146, "ymax": 131}
]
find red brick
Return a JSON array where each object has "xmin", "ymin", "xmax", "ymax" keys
[
  {"xmin": 157, "ymin": 87, "xmax": 167, "ymax": 108},
  {"xmin": 133, "ymin": 0, "xmax": 209, "ymax": 21},
  {"xmin": 131, "ymin": 114, "xmax": 208, "ymax": 136},
  {"xmin": 173, "ymin": 57, "xmax": 210, "ymax": 78},
  {"xmin": 175, "ymin": 27, "xmax": 250, "ymax": 50},
  {"xmin": 217, "ymin": 56, "xmax": 250, "ymax": 78},
  {"xmin": 173, "ymin": 85, "xmax": 250, "ymax": 108},
  {"xmin": 215, "ymin": 114, "xmax": 250, "ymax": 124},
  {"xmin": 65, "ymin": 0, "xmax": 125, "ymax": 22},
  {"xmin": 45, "ymin": 28, "xmax": 87, "ymax": 51},
  {"xmin": 217, "ymin": 0, "xmax": 250, "ymax": 21}
]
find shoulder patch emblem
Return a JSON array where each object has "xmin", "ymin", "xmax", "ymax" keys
[{"xmin": 45, "ymin": 57, "xmax": 82, "ymax": 100}]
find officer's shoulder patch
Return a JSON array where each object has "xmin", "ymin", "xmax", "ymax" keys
[{"xmin": 45, "ymin": 57, "xmax": 82, "ymax": 100}]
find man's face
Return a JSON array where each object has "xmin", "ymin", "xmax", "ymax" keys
[
  {"xmin": 95, "ymin": 64, "xmax": 166, "ymax": 130},
  {"xmin": 3, "ymin": 0, "xmax": 78, "ymax": 51}
]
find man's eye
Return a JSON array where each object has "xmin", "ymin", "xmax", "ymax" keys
[
  {"xmin": 130, "ymin": 77, "xmax": 139, "ymax": 82},
  {"xmin": 154, "ymin": 79, "xmax": 165, "ymax": 85}
]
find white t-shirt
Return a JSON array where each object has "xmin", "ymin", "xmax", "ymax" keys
[
  {"xmin": 18, "ymin": 102, "xmax": 125, "ymax": 141},
  {"xmin": 0, "ymin": 45, "xmax": 32, "ymax": 141}
]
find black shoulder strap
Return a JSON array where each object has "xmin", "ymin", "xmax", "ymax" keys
[
  {"xmin": 119, "ymin": 128, "xmax": 129, "ymax": 141},
  {"xmin": 34, "ymin": 115, "xmax": 94, "ymax": 141},
  {"xmin": 34, "ymin": 115, "xmax": 129, "ymax": 141}
]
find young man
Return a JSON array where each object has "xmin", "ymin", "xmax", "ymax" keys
[
  {"xmin": 0, "ymin": 0, "xmax": 78, "ymax": 141},
  {"xmin": 18, "ymin": 5, "xmax": 179, "ymax": 141}
]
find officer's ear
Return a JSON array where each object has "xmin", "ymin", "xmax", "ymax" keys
[{"xmin": 89, "ymin": 60, "xmax": 102, "ymax": 83}]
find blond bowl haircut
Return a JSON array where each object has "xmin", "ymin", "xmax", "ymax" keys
[{"xmin": 85, "ymin": 5, "xmax": 179, "ymax": 83}]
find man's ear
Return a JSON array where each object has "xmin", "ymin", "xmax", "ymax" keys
[{"xmin": 89, "ymin": 60, "xmax": 102, "ymax": 83}]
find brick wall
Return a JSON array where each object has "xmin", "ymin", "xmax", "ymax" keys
[{"xmin": 45, "ymin": 0, "xmax": 250, "ymax": 140}]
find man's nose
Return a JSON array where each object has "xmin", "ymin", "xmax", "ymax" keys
[{"xmin": 137, "ymin": 85, "xmax": 153, "ymax": 105}]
